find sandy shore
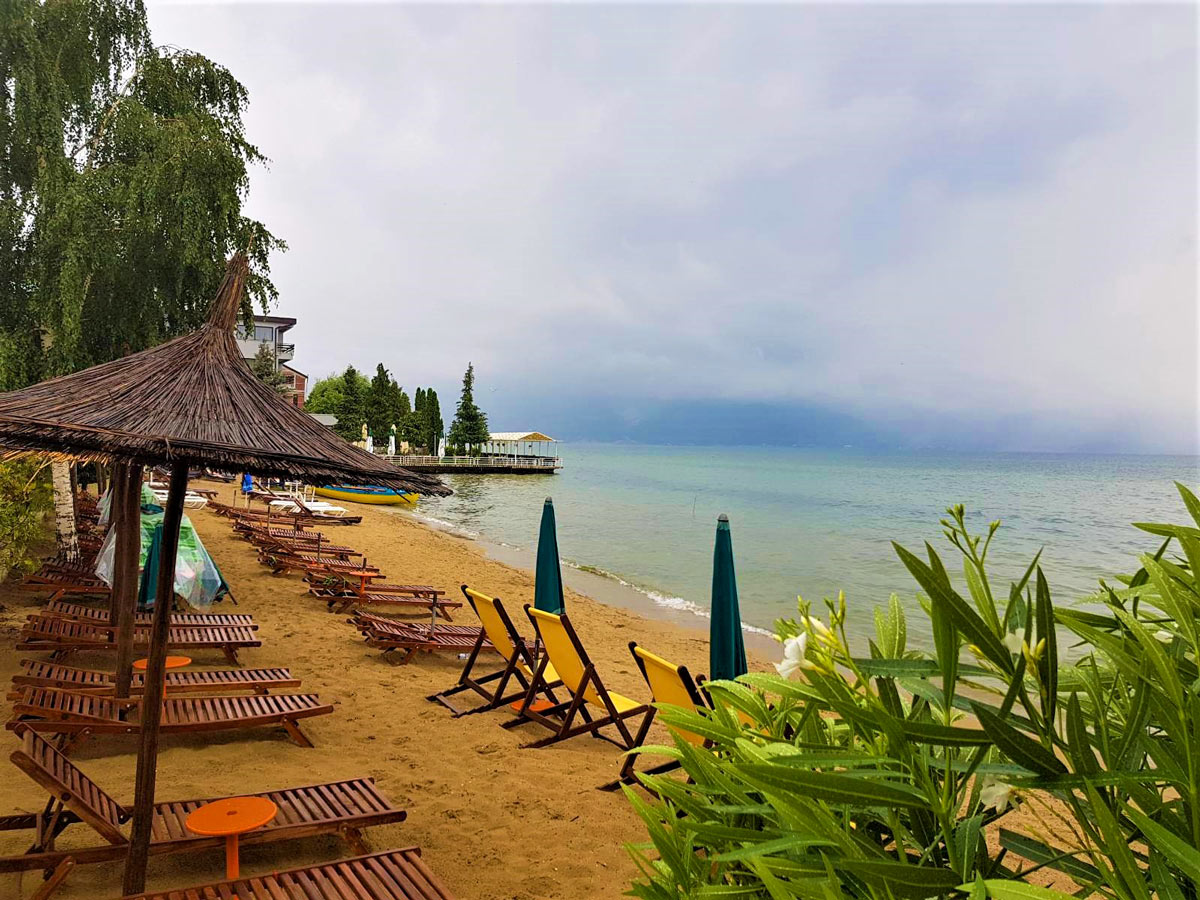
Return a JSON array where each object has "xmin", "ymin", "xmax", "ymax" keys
[{"xmin": 0, "ymin": 482, "xmax": 773, "ymax": 899}]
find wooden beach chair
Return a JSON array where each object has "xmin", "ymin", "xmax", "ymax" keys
[
  {"xmin": 17, "ymin": 616, "xmax": 260, "ymax": 665},
  {"xmin": 351, "ymin": 612, "xmax": 490, "ymax": 664},
  {"xmin": 0, "ymin": 725, "xmax": 404, "ymax": 873},
  {"xmin": 7, "ymin": 686, "xmax": 332, "ymax": 749},
  {"xmin": 504, "ymin": 607, "xmax": 650, "ymax": 751},
  {"xmin": 310, "ymin": 576, "xmax": 458, "ymax": 618},
  {"xmin": 40, "ymin": 600, "xmax": 257, "ymax": 630},
  {"xmin": 427, "ymin": 587, "xmax": 563, "ymax": 716},
  {"xmin": 114, "ymin": 847, "xmax": 454, "ymax": 899},
  {"xmin": 598, "ymin": 641, "xmax": 710, "ymax": 791},
  {"xmin": 9, "ymin": 659, "xmax": 300, "ymax": 698}
]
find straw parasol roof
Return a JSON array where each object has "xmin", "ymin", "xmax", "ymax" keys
[{"xmin": 0, "ymin": 254, "xmax": 449, "ymax": 495}]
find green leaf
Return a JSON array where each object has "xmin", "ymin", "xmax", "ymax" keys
[
  {"xmin": 971, "ymin": 703, "xmax": 1065, "ymax": 775},
  {"xmin": 1065, "ymin": 693, "xmax": 1098, "ymax": 777},
  {"xmin": 967, "ymin": 880, "xmax": 1078, "ymax": 900},
  {"xmin": 998, "ymin": 830, "xmax": 1102, "ymax": 885},
  {"xmin": 737, "ymin": 764, "xmax": 929, "ymax": 808},
  {"xmin": 1123, "ymin": 806, "xmax": 1200, "ymax": 886},
  {"xmin": 894, "ymin": 542, "xmax": 1014, "ymax": 673},
  {"xmin": 835, "ymin": 860, "xmax": 963, "ymax": 896},
  {"xmin": 1176, "ymin": 481, "xmax": 1200, "ymax": 528}
]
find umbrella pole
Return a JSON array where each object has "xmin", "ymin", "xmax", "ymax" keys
[
  {"xmin": 107, "ymin": 465, "xmax": 127, "ymax": 628},
  {"xmin": 122, "ymin": 458, "xmax": 188, "ymax": 895},
  {"xmin": 113, "ymin": 463, "xmax": 144, "ymax": 697}
]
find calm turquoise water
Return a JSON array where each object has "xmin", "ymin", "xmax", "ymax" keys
[{"xmin": 409, "ymin": 445, "xmax": 1200, "ymax": 642}]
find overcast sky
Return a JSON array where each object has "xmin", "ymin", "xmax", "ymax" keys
[{"xmin": 148, "ymin": 3, "xmax": 1197, "ymax": 453}]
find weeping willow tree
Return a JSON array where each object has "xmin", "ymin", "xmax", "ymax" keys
[
  {"xmin": 0, "ymin": 0, "xmax": 284, "ymax": 389},
  {"xmin": 0, "ymin": 0, "xmax": 283, "ymax": 571}
]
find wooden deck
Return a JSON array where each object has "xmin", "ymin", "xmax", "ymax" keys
[{"xmin": 384, "ymin": 455, "xmax": 561, "ymax": 475}]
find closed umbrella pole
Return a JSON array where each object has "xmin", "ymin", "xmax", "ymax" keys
[{"xmin": 709, "ymin": 513, "xmax": 748, "ymax": 681}]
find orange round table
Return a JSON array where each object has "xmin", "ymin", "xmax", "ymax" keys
[
  {"xmin": 185, "ymin": 796, "xmax": 278, "ymax": 879},
  {"xmin": 132, "ymin": 655, "xmax": 192, "ymax": 671}
]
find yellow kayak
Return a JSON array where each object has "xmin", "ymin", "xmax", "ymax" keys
[{"xmin": 314, "ymin": 485, "xmax": 418, "ymax": 506}]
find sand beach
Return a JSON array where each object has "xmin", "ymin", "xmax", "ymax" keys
[{"xmin": 0, "ymin": 481, "xmax": 771, "ymax": 900}]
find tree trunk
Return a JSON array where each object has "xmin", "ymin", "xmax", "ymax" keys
[
  {"xmin": 50, "ymin": 461, "xmax": 78, "ymax": 559},
  {"xmin": 122, "ymin": 459, "xmax": 188, "ymax": 896},
  {"xmin": 112, "ymin": 464, "xmax": 143, "ymax": 696}
]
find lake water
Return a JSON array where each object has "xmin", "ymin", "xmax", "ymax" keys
[{"xmin": 405, "ymin": 444, "xmax": 1200, "ymax": 645}]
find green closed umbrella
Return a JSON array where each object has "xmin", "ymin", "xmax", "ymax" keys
[
  {"xmin": 137, "ymin": 523, "xmax": 164, "ymax": 611},
  {"xmin": 533, "ymin": 497, "xmax": 565, "ymax": 614},
  {"xmin": 710, "ymin": 513, "xmax": 747, "ymax": 681}
]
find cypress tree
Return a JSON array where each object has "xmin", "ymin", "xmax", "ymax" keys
[
  {"xmin": 447, "ymin": 363, "xmax": 490, "ymax": 453},
  {"xmin": 336, "ymin": 365, "xmax": 366, "ymax": 441},
  {"xmin": 425, "ymin": 389, "xmax": 444, "ymax": 455}
]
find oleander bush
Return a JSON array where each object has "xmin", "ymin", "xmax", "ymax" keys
[
  {"xmin": 626, "ymin": 483, "xmax": 1200, "ymax": 900},
  {"xmin": 0, "ymin": 459, "xmax": 52, "ymax": 583}
]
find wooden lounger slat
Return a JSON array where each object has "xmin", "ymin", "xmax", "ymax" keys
[
  {"xmin": 42, "ymin": 600, "xmax": 256, "ymax": 630},
  {"xmin": 116, "ymin": 849, "xmax": 451, "ymax": 900}
]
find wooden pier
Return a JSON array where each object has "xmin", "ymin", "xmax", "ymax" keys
[{"xmin": 384, "ymin": 455, "xmax": 561, "ymax": 475}]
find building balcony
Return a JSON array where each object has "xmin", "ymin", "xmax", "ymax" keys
[
  {"xmin": 237, "ymin": 339, "xmax": 294, "ymax": 364},
  {"xmin": 276, "ymin": 342, "xmax": 295, "ymax": 361}
]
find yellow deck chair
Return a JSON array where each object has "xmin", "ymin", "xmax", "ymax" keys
[
  {"xmin": 505, "ymin": 606, "xmax": 650, "ymax": 751},
  {"xmin": 599, "ymin": 641, "xmax": 711, "ymax": 790},
  {"xmin": 427, "ymin": 586, "xmax": 563, "ymax": 717}
]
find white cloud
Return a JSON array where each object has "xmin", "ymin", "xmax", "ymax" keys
[{"xmin": 147, "ymin": 3, "xmax": 1197, "ymax": 450}]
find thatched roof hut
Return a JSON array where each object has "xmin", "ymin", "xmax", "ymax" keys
[{"xmin": 0, "ymin": 254, "xmax": 448, "ymax": 496}]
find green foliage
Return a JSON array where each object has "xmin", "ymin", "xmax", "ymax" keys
[
  {"xmin": 0, "ymin": 459, "xmax": 52, "ymax": 582},
  {"xmin": 627, "ymin": 487, "xmax": 1200, "ymax": 900},
  {"xmin": 248, "ymin": 342, "xmax": 288, "ymax": 393},
  {"xmin": 333, "ymin": 365, "xmax": 366, "ymax": 442},
  {"xmin": 304, "ymin": 372, "xmax": 353, "ymax": 417},
  {"xmin": 365, "ymin": 363, "xmax": 411, "ymax": 443},
  {"xmin": 446, "ymin": 362, "xmax": 489, "ymax": 453},
  {"xmin": 0, "ymin": 0, "xmax": 284, "ymax": 388},
  {"xmin": 422, "ymin": 387, "xmax": 443, "ymax": 454}
]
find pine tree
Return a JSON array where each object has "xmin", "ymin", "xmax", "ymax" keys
[
  {"xmin": 335, "ymin": 365, "xmax": 366, "ymax": 441},
  {"xmin": 248, "ymin": 343, "xmax": 289, "ymax": 394},
  {"xmin": 447, "ymin": 363, "xmax": 490, "ymax": 453}
]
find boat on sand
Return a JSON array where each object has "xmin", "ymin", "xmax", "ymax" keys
[{"xmin": 315, "ymin": 484, "xmax": 417, "ymax": 506}]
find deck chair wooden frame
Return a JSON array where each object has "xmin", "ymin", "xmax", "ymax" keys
[
  {"xmin": 0, "ymin": 725, "xmax": 404, "ymax": 873},
  {"xmin": 7, "ymin": 687, "xmax": 332, "ymax": 751},
  {"xmin": 504, "ymin": 606, "xmax": 650, "ymax": 751},
  {"xmin": 117, "ymin": 847, "xmax": 453, "ymax": 899},
  {"xmin": 10, "ymin": 659, "xmax": 299, "ymax": 698},
  {"xmin": 598, "ymin": 641, "xmax": 710, "ymax": 791},
  {"xmin": 17, "ymin": 617, "xmax": 259, "ymax": 665},
  {"xmin": 426, "ymin": 587, "xmax": 563, "ymax": 716}
]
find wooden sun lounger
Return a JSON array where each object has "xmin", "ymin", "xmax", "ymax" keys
[
  {"xmin": 351, "ymin": 613, "xmax": 490, "ymax": 664},
  {"xmin": 10, "ymin": 659, "xmax": 300, "ymax": 697},
  {"xmin": 309, "ymin": 580, "xmax": 458, "ymax": 618},
  {"xmin": 7, "ymin": 686, "xmax": 332, "ymax": 750},
  {"xmin": 0, "ymin": 725, "xmax": 404, "ymax": 873},
  {"xmin": 40, "ymin": 600, "xmax": 257, "ymax": 630},
  {"xmin": 115, "ymin": 847, "xmax": 454, "ymax": 899},
  {"xmin": 17, "ymin": 617, "xmax": 260, "ymax": 665}
]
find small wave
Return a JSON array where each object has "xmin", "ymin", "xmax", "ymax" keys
[
  {"xmin": 404, "ymin": 511, "xmax": 479, "ymax": 540},
  {"xmin": 563, "ymin": 560, "xmax": 774, "ymax": 638}
]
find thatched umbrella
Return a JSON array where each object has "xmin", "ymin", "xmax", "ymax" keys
[{"xmin": 0, "ymin": 253, "xmax": 449, "ymax": 893}]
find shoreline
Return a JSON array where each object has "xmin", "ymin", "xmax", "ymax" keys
[{"xmin": 393, "ymin": 506, "xmax": 781, "ymax": 658}]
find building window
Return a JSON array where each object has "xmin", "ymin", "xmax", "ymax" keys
[{"xmin": 254, "ymin": 325, "xmax": 275, "ymax": 343}]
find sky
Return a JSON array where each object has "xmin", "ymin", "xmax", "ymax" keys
[{"xmin": 147, "ymin": 2, "xmax": 1198, "ymax": 453}]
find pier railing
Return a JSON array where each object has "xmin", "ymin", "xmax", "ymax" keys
[{"xmin": 385, "ymin": 455, "xmax": 561, "ymax": 470}]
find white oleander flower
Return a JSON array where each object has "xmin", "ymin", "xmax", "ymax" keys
[
  {"xmin": 775, "ymin": 633, "xmax": 808, "ymax": 679},
  {"xmin": 980, "ymin": 777, "xmax": 1013, "ymax": 812},
  {"xmin": 1003, "ymin": 631, "xmax": 1023, "ymax": 654},
  {"xmin": 1154, "ymin": 630, "xmax": 1173, "ymax": 643}
]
